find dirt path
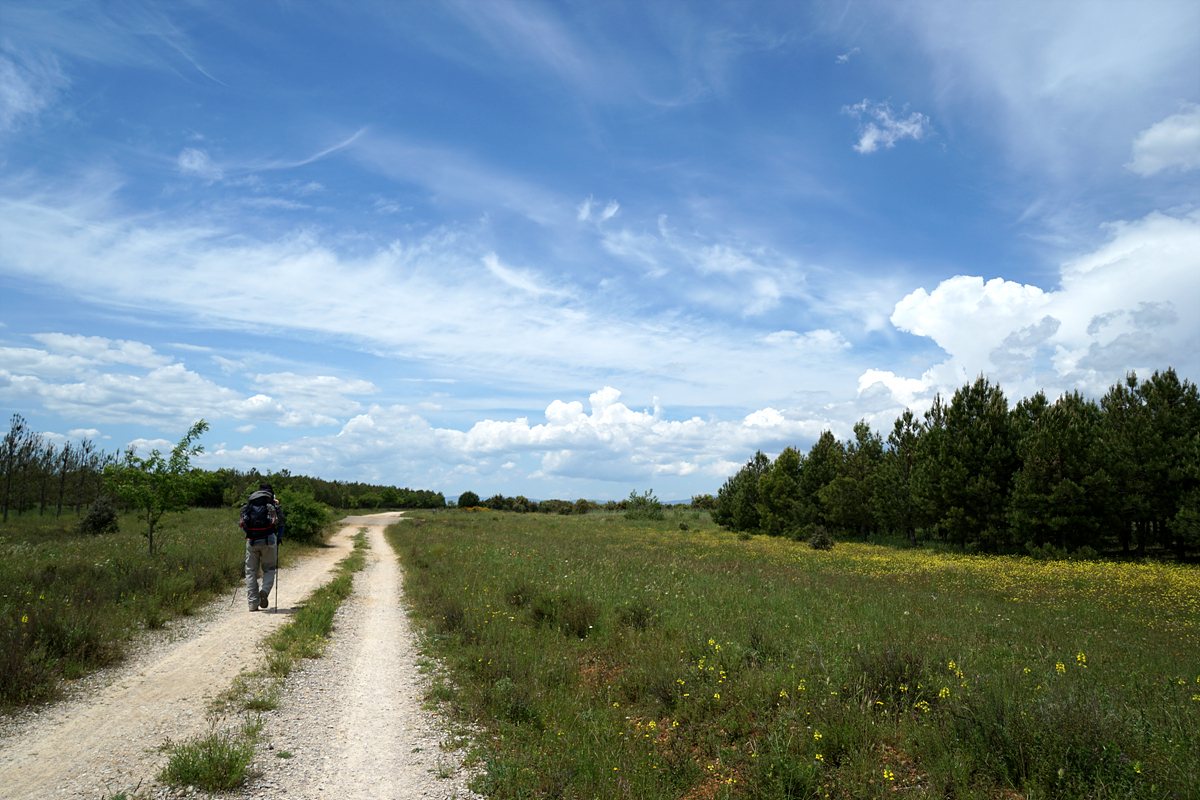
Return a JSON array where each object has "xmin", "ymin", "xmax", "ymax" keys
[
  {"xmin": 253, "ymin": 522, "xmax": 481, "ymax": 799},
  {"xmin": 0, "ymin": 513, "xmax": 476, "ymax": 800}
]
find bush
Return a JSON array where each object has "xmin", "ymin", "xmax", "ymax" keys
[
  {"xmin": 457, "ymin": 490, "xmax": 480, "ymax": 509},
  {"xmin": 808, "ymin": 525, "xmax": 835, "ymax": 551},
  {"xmin": 690, "ymin": 493, "xmax": 716, "ymax": 510},
  {"xmin": 77, "ymin": 495, "xmax": 120, "ymax": 536},
  {"xmin": 275, "ymin": 486, "xmax": 331, "ymax": 544},
  {"xmin": 624, "ymin": 489, "xmax": 664, "ymax": 521}
]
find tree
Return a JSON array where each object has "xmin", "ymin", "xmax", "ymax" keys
[
  {"xmin": 1009, "ymin": 391, "xmax": 1107, "ymax": 552},
  {"xmin": 712, "ymin": 451, "xmax": 771, "ymax": 532},
  {"xmin": 457, "ymin": 490, "xmax": 480, "ymax": 509},
  {"xmin": 2, "ymin": 414, "xmax": 40, "ymax": 522},
  {"xmin": 918, "ymin": 378, "xmax": 1017, "ymax": 550},
  {"xmin": 874, "ymin": 410, "xmax": 924, "ymax": 545},
  {"xmin": 105, "ymin": 420, "xmax": 209, "ymax": 555},
  {"xmin": 755, "ymin": 447, "xmax": 804, "ymax": 537},
  {"xmin": 820, "ymin": 421, "xmax": 883, "ymax": 541},
  {"xmin": 797, "ymin": 431, "xmax": 844, "ymax": 529}
]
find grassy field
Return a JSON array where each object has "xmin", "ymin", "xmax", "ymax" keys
[
  {"xmin": 388, "ymin": 509, "xmax": 1199, "ymax": 800},
  {"xmin": 0, "ymin": 507, "xmax": 323, "ymax": 709}
]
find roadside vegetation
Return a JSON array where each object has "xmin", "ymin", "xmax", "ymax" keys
[
  {"xmin": 0, "ymin": 508, "xmax": 245, "ymax": 708},
  {"xmin": 389, "ymin": 509, "xmax": 1199, "ymax": 800}
]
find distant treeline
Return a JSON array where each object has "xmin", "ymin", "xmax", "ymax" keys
[
  {"xmin": 191, "ymin": 467, "xmax": 445, "ymax": 511},
  {"xmin": 1, "ymin": 414, "xmax": 445, "ymax": 521},
  {"xmin": 710, "ymin": 368, "xmax": 1199, "ymax": 559},
  {"xmin": 0, "ymin": 415, "xmax": 116, "ymax": 523},
  {"xmin": 454, "ymin": 492, "xmax": 611, "ymax": 515}
]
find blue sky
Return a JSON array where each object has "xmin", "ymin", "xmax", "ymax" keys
[{"xmin": 2, "ymin": 1, "xmax": 1198, "ymax": 502}]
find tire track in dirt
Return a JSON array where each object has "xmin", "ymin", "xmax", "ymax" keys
[{"xmin": 0, "ymin": 517, "xmax": 368, "ymax": 799}]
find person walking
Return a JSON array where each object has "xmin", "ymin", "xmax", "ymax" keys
[{"xmin": 240, "ymin": 482, "xmax": 285, "ymax": 611}]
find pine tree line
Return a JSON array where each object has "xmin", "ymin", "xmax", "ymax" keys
[{"xmin": 712, "ymin": 368, "xmax": 1200, "ymax": 559}]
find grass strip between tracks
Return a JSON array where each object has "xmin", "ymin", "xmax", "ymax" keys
[{"xmin": 157, "ymin": 528, "xmax": 370, "ymax": 795}]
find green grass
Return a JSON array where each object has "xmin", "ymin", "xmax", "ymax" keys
[
  {"xmin": 261, "ymin": 528, "xmax": 368, "ymax": 672},
  {"xmin": 388, "ymin": 509, "xmax": 1200, "ymax": 800},
  {"xmin": 0, "ymin": 507, "xmax": 331, "ymax": 709},
  {"xmin": 158, "ymin": 715, "xmax": 263, "ymax": 791}
]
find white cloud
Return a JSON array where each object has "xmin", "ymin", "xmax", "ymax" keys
[
  {"xmin": 761, "ymin": 329, "xmax": 851, "ymax": 352},
  {"xmin": 177, "ymin": 148, "xmax": 223, "ymax": 180},
  {"xmin": 1127, "ymin": 103, "xmax": 1200, "ymax": 176},
  {"xmin": 29, "ymin": 333, "xmax": 173, "ymax": 368},
  {"xmin": 482, "ymin": 252, "xmax": 569, "ymax": 296},
  {"xmin": 203, "ymin": 386, "xmax": 838, "ymax": 490},
  {"xmin": 0, "ymin": 50, "xmax": 67, "ymax": 131},
  {"xmin": 836, "ymin": 47, "xmax": 860, "ymax": 64},
  {"xmin": 875, "ymin": 208, "xmax": 1200, "ymax": 406},
  {"xmin": 842, "ymin": 100, "xmax": 931, "ymax": 154}
]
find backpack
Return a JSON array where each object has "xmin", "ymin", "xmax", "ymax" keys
[{"xmin": 240, "ymin": 493, "xmax": 279, "ymax": 536}]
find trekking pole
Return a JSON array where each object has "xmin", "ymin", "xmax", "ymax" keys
[{"xmin": 274, "ymin": 537, "xmax": 280, "ymax": 614}]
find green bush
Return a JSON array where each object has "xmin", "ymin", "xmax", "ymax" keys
[
  {"xmin": 808, "ymin": 524, "xmax": 835, "ymax": 550},
  {"xmin": 275, "ymin": 486, "xmax": 331, "ymax": 544},
  {"xmin": 624, "ymin": 489, "xmax": 664, "ymax": 521},
  {"xmin": 77, "ymin": 495, "xmax": 120, "ymax": 536},
  {"xmin": 457, "ymin": 490, "xmax": 480, "ymax": 509}
]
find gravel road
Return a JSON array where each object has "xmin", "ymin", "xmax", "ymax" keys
[{"xmin": 0, "ymin": 514, "xmax": 482, "ymax": 800}]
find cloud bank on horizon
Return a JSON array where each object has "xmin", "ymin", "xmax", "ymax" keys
[{"xmin": 1, "ymin": 1, "xmax": 1197, "ymax": 501}]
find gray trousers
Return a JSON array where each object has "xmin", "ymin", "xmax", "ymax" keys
[{"xmin": 245, "ymin": 535, "xmax": 278, "ymax": 608}]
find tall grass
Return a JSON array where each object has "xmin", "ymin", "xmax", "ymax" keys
[
  {"xmin": 388, "ymin": 509, "xmax": 1199, "ymax": 799},
  {"xmin": 1, "ymin": 508, "xmax": 258, "ymax": 707}
]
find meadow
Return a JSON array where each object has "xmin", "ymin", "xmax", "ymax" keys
[
  {"xmin": 389, "ymin": 509, "xmax": 1199, "ymax": 800},
  {"xmin": 0, "ymin": 507, "xmax": 293, "ymax": 708}
]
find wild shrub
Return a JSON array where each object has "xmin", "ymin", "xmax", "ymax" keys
[
  {"xmin": 954, "ymin": 680, "xmax": 1146, "ymax": 795},
  {"xmin": 275, "ymin": 486, "xmax": 331, "ymax": 544},
  {"xmin": 624, "ymin": 489, "xmax": 664, "ymax": 521},
  {"xmin": 456, "ymin": 490, "xmax": 480, "ymax": 509},
  {"xmin": 558, "ymin": 592, "xmax": 600, "ymax": 638},
  {"xmin": 77, "ymin": 495, "xmax": 120, "ymax": 536},
  {"xmin": 506, "ymin": 578, "xmax": 533, "ymax": 608},
  {"xmin": 491, "ymin": 676, "xmax": 542, "ymax": 728},
  {"xmin": 848, "ymin": 644, "xmax": 931, "ymax": 708},
  {"xmin": 615, "ymin": 598, "xmax": 656, "ymax": 630},
  {"xmin": 808, "ymin": 524, "xmax": 835, "ymax": 550}
]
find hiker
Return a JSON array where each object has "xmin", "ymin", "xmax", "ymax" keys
[{"xmin": 240, "ymin": 483, "xmax": 285, "ymax": 611}]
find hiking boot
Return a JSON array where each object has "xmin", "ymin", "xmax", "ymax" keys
[
  {"xmin": 248, "ymin": 605, "xmax": 259, "ymax": 612},
  {"xmin": 259, "ymin": 591, "xmax": 269, "ymax": 609}
]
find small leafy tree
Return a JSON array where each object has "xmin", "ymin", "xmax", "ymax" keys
[
  {"xmin": 457, "ymin": 490, "xmax": 480, "ymax": 509},
  {"xmin": 106, "ymin": 420, "xmax": 209, "ymax": 555},
  {"xmin": 624, "ymin": 489, "xmax": 664, "ymax": 521}
]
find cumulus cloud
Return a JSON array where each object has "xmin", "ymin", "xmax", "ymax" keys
[
  {"xmin": 1127, "ymin": 103, "xmax": 1200, "ymax": 176},
  {"xmin": 842, "ymin": 99, "xmax": 931, "ymax": 154},
  {"xmin": 202, "ymin": 386, "xmax": 839, "ymax": 492},
  {"xmin": 869, "ymin": 208, "xmax": 1200, "ymax": 408}
]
